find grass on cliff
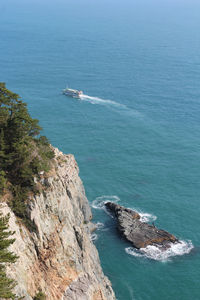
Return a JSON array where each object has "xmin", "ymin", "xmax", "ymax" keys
[{"xmin": 0, "ymin": 83, "xmax": 54, "ymax": 230}]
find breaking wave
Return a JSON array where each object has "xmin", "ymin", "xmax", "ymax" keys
[
  {"xmin": 133, "ymin": 210, "xmax": 157, "ymax": 223},
  {"xmin": 90, "ymin": 223, "xmax": 105, "ymax": 242},
  {"xmin": 92, "ymin": 196, "xmax": 194, "ymax": 261},
  {"xmin": 139, "ymin": 212, "xmax": 157, "ymax": 223},
  {"xmin": 90, "ymin": 233, "xmax": 98, "ymax": 241},
  {"xmin": 91, "ymin": 195, "xmax": 120, "ymax": 210},
  {"xmin": 92, "ymin": 195, "xmax": 120, "ymax": 218},
  {"xmin": 92, "ymin": 196, "xmax": 156, "ymax": 223},
  {"xmin": 125, "ymin": 240, "xmax": 194, "ymax": 262}
]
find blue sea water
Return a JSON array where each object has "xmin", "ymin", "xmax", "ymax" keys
[{"xmin": 1, "ymin": 0, "xmax": 200, "ymax": 299}]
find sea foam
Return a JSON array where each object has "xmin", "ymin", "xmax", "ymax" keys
[
  {"xmin": 90, "ymin": 233, "xmax": 98, "ymax": 241},
  {"xmin": 125, "ymin": 240, "xmax": 194, "ymax": 262},
  {"xmin": 92, "ymin": 195, "xmax": 194, "ymax": 261},
  {"xmin": 92, "ymin": 195, "xmax": 120, "ymax": 218},
  {"xmin": 92, "ymin": 195, "xmax": 120, "ymax": 210},
  {"xmin": 92, "ymin": 196, "xmax": 156, "ymax": 222},
  {"xmin": 133, "ymin": 210, "xmax": 157, "ymax": 223}
]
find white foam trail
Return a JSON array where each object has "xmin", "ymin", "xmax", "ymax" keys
[
  {"xmin": 80, "ymin": 94, "xmax": 125, "ymax": 108},
  {"xmin": 78, "ymin": 93, "xmax": 143, "ymax": 117},
  {"xmin": 125, "ymin": 240, "xmax": 194, "ymax": 262}
]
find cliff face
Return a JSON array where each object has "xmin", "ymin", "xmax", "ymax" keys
[{"xmin": 2, "ymin": 148, "xmax": 115, "ymax": 300}]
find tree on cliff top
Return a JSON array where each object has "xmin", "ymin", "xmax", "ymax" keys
[
  {"xmin": 0, "ymin": 212, "xmax": 18, "ymax": 299},
  {"xmin": 0, "ymin": 83, "xmax": 54, "ymax": 229}
]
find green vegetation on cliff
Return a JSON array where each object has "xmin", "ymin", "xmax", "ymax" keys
[
  {"xmin": 0, "ymin": 212, "xmax": 18, "ymax": 299},
  {"xmin": 0, "ymin": 83, "xmax": 54, "ymax": 229},
  {"xmin": 33, "ymin": 291, "xmax": 46, "ymax": 300}
]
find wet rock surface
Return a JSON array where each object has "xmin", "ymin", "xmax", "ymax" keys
[{"xmin": 105, "ymin": 202, "xmax": 178, "ymax": 249}]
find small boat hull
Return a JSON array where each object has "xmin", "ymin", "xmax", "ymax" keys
[{"xmin": 63, "ymin": 88, "xmax": 83, "ymax": 98}]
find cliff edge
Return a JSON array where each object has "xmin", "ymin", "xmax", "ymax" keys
[{"xmin": 1, "ymin": 147, "xmax": 115, "ymax": 300}]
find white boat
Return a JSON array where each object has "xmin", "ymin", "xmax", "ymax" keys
[{"xmin": 62, "ymin": 87, "xmax": 83, "ymax": 98}]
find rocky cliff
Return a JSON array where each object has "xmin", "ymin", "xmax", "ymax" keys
[{"xmin": 1, "ymin": 148, "xmax": 115, "ymax": 300}]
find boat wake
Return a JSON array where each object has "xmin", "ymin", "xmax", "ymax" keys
[
  {"xmin": 80, "ymin": 94, "xmax": 123, "ymax": 106},
  {"xmin": 125, "ymin": 240, "xmax": 194, "ymax": 262},
  {"xmin": 79, "ymin": 94, "xmax": 141, "ymax": 117}
]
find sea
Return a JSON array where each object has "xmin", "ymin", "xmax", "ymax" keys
[{"xmin": 1, "ymin": 0, "xmax": 200, "ymax": 299}]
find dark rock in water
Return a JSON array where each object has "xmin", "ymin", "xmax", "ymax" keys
[{"xmin": 105, "ymin": 202, "xmax": 178, "ymax": 249}]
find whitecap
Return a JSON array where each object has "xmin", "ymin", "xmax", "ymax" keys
[{"xmin": 125, "ymin": 240, "xmax": 194, "ymax": 262}]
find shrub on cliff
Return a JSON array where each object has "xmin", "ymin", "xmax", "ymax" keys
[
  {"xmin": 33, "ymin": 291, "xmax": 46, "ymax": 300},
  {"xmin": 0, "ymin": 83, "xmax": 54, "ymax": 229},
  {"xmin": 0, "ymin": 212, "xmax": 18, "ymax": 299}
]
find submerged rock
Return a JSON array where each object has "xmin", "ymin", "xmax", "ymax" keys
[{"xmin": 105, "ymin": 202, "xmax": 178, "ymax": 249}]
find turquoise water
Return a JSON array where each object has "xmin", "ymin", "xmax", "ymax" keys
[{"xmin": 1, "ymin": 0, "xmax": 200, "ymax": 299}]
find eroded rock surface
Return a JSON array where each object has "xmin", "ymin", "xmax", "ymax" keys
[
  {"xmin": 105, "ymin": 202, "xmax": 178, "ymax": 249},
  {"xmin": 1, "ymin": 147, "xmax": 115, "ymax": 300}
]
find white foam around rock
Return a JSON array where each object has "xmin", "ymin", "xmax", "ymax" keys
[{"xmin": 125, "ymin": 240, "xmax": 194, "ymax": 262}]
